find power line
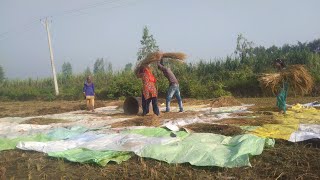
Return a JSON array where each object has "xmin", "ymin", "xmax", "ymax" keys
[
  {"xmin": 0, "ymin": 0, "xmax": 144, "ymax": 41},
  {"xmin": 0, "ymin": 20, "xmax": 39, "ymax": 41},
  {"xmin": 54, "ymin": 0, "xmax": 144, "ymax": 18},
  {"xmin": 53, "ymin": 0, "xmax": 125, "ymax": 17},
  {"xmin": 0, "ymin": 0, "xmax": 123, "ymax": 39},
  {"xmin": 0, "ymin": 20, "xmax": 38, "ymax": 38}
]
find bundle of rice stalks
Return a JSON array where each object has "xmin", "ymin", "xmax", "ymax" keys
[
  {"xmin": 258, "ymin": 65, "xmax": 314, "ymax": 95},
  {"xmin": 283, "ymin": 65, "xmax": 314, "ymax": 95},
  {"xmin": 134, "ymin": 52, "xmax": 187, "ymax": 76},
  {"xmin": 258, "ymin": 73, "xmax": 282, "ymax": 94},
  {"xmin": 162, "ymin": 52, "xmax": 187, "ymax": 60},
  {"xmin": 140, "ymin": 52, "xmax": 164, "ymax": 66},
  {"xmin": 139, "ymin": 52, "xmax": 187, "ymax": 66}
]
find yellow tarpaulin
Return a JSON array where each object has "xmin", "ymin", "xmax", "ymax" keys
[{"xmin": 249, "ymin": 104, "xmax": 320, "ymax": 140}]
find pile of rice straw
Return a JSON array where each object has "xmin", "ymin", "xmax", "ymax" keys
[
  {"xmin": 258, "ymin": 65, "xmax": 314, "ymax": 95},
  {"xmin": 134, "ymin": 52, "xmax": 186, "ymax": 75},
  {"xmin": 211, "ymin": 96, "xmax": 242, "ymax": 107}
]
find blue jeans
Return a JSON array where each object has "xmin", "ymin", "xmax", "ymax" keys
[{"xmin": 166, "ymin": 84, "xmax": 183, "ymax": 112}]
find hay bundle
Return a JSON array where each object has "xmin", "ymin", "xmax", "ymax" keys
[
  {"xmin": 258, "ymin": 73, "xmax": 282, "ymax": 94},
  {"xmin": 140, "ymin": 52, "xmax": 164, "ymax": 66},
  {"xmin": 162, "ymin": 52, "xmax": 187, "ymax": 60},
  {"xmin": 258, "ymin": 65, "xmax": 314, "ymax": 95},
  {"xmin": 134, "ymin": 51, "xmax": 187, "ymax": 76}
]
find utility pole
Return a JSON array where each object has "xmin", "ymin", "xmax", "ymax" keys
[{"xmin": 41, "ymin": 17, "xmax": 59, "ymax": 96}]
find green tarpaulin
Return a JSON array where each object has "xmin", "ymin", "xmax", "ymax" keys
[
  {"xmin": 126, "ymin": 127, "xmax": 189, "ymax": 138},
  {"xmin": 0, "ymin": 126, "xmax": 89, "ymax": 151},
  {"xmin": 48, "ymin": 148, "xmax": 132, "ymax": 166},
  {"xmin": 0, "ymin": 134, "xmax": 50, "ymax": 151},
  {"xmin": 1, "ymin": 126, "xmax": 274, "ymax": 168},
  {"xmin": 138, "ymin": 133, "xmax": 274, "ymax": 167},
  {"xmin": 47, "ymin": 126, "xmax": 88, "ymax": 140}
]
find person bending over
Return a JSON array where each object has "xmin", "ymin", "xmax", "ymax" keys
[{"xmin": 158, "ymin": 60, "xmax": 183, "ymax": 112}]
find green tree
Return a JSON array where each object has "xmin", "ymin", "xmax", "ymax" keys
[
  {"xmin": 61, "ymin": 62, "xmax": 72, "ymax": 78},
  {"xmin": 307, "ymin": 39, "xmax": 320, "ymax": 53},
  {"xmin": 84, "ymin": 66, "xmax": 92, "ymax": 77},
  {"xmin": 234, "ymin": 34, "xmax": 254, "ymax": 65},
  {"xmin": 137, "ymin": 26, "xmax": 159, "ymax": 61},
  {"xmin": 0, "ymin": 65, "xmax": 4, "ymax": 83},
  {"xmin": 124, "ymin": 63, "xmax": 132, "ymax": 71},
  {"xmin": 93, "ymin": 58, "xmax": 105, "ymax": 74},
  {"xmin": 106, "ymin": 62, "xmax": 113, "ymax": 74}
]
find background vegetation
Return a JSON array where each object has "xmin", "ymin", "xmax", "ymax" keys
[{"xmin": 1, "ymin": 27, "xmax": 320, "ymax": 101}]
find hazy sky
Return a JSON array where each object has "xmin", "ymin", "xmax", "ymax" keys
[{"xmin": 1, "ymin": 0, "xmax": 319, "ymax": 79}]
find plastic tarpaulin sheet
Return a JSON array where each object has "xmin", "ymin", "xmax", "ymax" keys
[
  {"xmin": 250, "ymin": 123, "xmax": 299, "ymax": 140},
  {"xmin": 289, "ymin": 124, "xmax": 320, "ymax": 142},
  {"xmin": 162, "ymin": 106, "xmax": 252, "ymax": 131},
  {"xmin": 0, "ymin": 134, "xmax": 51, "ymax": 151},
  {"xmin": 126, "ymin": 127, "xmax": 188, "ymax": 138},
  {"xmin": 0, "ymin": 122, "xmax": 53, "ymax": 138},
  {"xmin": 1, "ymin": 126, "xmax": 89, "ymax": 151},
  {"xmin": 138, "ymin": 133, "xmax": 274, "ymax": 168},
  {"xmin": 46, "ymin": 126, "xmax": 89, "ymax": 140},
  {"xmin": 0, "ymin": 106, "xmax": 130, "ymax": 138},
  {"xmin": 15, "ymin": 127, "xmax": 274, "ymax": 167},
  {"xmin": 17, "ymin": 128, "xmax": 181, "ymax": 154},
  {"xmin": 48, "ymin": 148, "xmax": 132, "ymax": 166},
  {"xmin": 249, "ymin": 104, "xmax": 320, "ymax": 142}
]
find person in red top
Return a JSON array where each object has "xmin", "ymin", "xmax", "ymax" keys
[{"xmin": 137, "ymin": 66, "xmax": 160, "ymax": 116}]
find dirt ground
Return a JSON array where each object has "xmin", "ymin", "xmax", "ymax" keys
[
  {"xmin": 1, "ymin": 97, "xmax": 320, "ymax": 179},
  {"xmin": 0, "ymin": 100, "xmax": 122, "ymax": 118}
]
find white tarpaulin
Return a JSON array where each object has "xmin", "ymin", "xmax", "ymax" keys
[
  {"xmin": 289, "ymin": 124, "xmax": 320, "ymax": 142},
  {"xmin": 0, "ymin": 106, "xmax": 131, "ymax": 138},
  {"xmin": 163, "ymin": 105, "xmax": 252, "ymax": 131},
  {"xmin": 17, "ymin": 132, "xmax": 179, "ymax": 154}
]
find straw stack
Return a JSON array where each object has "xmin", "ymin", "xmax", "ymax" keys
[{"xmin": 258, "ymin": 65, "xmax": 314, "ymax": 95}]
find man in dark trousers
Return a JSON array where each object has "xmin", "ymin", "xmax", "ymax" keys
[{"xmin": 158, "ymin": 59, "xmax": 183, "ymax": 112}]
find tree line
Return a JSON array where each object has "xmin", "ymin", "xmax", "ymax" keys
[{"xmin": 0, "ymin": 27, "xmax": 319, "ymax": 101}]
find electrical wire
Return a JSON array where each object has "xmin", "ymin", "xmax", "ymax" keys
[
  {"xmin": 0, "ymin": 0, "xmax": 144, "ymax": 41},
  {"xmin": 0, "ymin": 20, "xmax": 39, "ymax": 41},
  {"xmin": 52, "ymin": 0, "xmax": 125, "ymax": 17}
]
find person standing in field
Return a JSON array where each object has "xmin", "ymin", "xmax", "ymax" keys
[
  {"xmin": 158, "ymin": 59, "xmax": 183, "ymax": 112},
  {"xmin": 137, "ymin": 65, "xmax": 160, "ymax": 116},
  {"xmin": 83, "ymin": 75, "xmax": 95, "ymax": 112},
  {"xmin": 274, "ymin": 58, "xmax": 288, "ymax": 114}
]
